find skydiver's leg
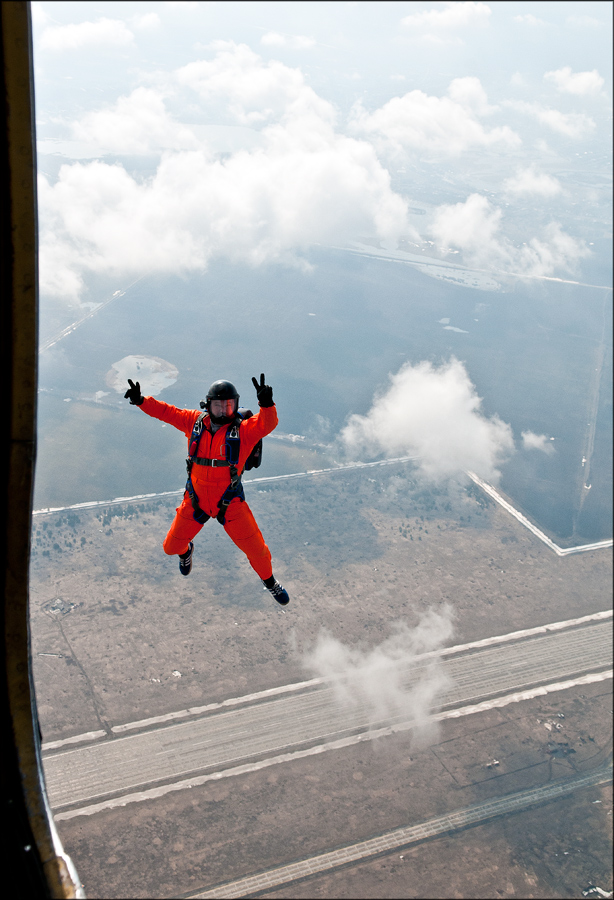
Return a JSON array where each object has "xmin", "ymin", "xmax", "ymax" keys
[
  {"xmin": 163, "ymin": 493, "xmax": 204, "ymax": 556},
  {"xmin": 223, "ymin": 500, "xmax": 273, "ymax": 580}
]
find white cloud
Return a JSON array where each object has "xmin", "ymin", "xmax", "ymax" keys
[
  {"xmin": 446, "ymin": 75, "xmax": 496, "ymax": 115},
  {"xmin": 516, "ymin": 222, "xmax": 591, "ymax": 278},
  {"xmin": 39, "ymin": 38, "xmax": 588, "ymax": 313},
  {"xmin": 70, "ymin": 87, "xmax": 200, "ymax": 155},
  {"xmin": 521, "ymin": 431, "xmax": 555, "ymax": 454},
  {"xmin": 544, "ymin": 66, "xmax": 604, "ymax": 96},
  {"xmin": 260, "ymin": 31, "xmax": 316, "ymax": 49},
  {"xmin": 351, "ymin": 78, "xmax": 519, "ymax": 155},
  {"xmin": 38, "ymin": 132, "xmax": 408, "ymax": 302},
  {"xmin": 340, "ymin": 358, "xmax": 515, "ymax": 483},
  {"xmin": 37, "ymin": 41, "xmax": 413, "ymax": 303},
  {"xmin": 429, "ymin": 193, "xmax": 589, "ymax": 276},
  {"xmin": 537, "ymin": 107, "xmax": 594, "ymax": 138},
  {"xmin": 260, "ymin": 31, "xmax": 290, "ymax": 46},
  {"xmin": 503, "ymin": 166, "xmax": 562, "ymax": 197},
  {"xmin": 431, "ymin": 194, "xmax": 501, "ymax": 260},
  {"xmin": 38, "ymin": 17, "xmax": 134, "ymax": 52},
  {"xmin": 402, "ymin": 2, "xmax": 491, "ymax": 30},
  {"xmin": 506, "ymin": 100, "xmax": 595, "ymax": 138},
  {"xmin": 300, "ymin": 608, "xmax": 454, "ymax": 740},
  {"xmin": 176, "ymin": 41, "xmax": 331, "ymax": 127}
]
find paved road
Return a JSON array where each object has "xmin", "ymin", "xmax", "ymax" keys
[{"xmin": 43, "ymin": 618, "xmax": 612, "ymax": 813}]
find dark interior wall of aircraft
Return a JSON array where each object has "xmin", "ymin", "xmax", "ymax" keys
[{"xmin": 1, "ymin": 3, "xmax": 82, "ymax": 896}]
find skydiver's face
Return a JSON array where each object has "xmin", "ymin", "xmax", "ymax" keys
[{"xmin": 210, "ymin": 398, "xmax": 236, "ymax": 418}]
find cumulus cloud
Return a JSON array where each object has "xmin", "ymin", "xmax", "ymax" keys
[
  {"xmin": 503, "ymin": 166, "xmax": 562, "ymax": 197},
  {"xmin": 38, "ymin": 41, "xmax": 412, "ymax": 303},
  {"xmin": 351, "ymin": 78, "xmax": 519, "ymax": 155},
  {"xmin": 70, "ymin": 87, "xmax": 200, "ymax": 155},
  {"xmin": 38, "ymin": 17, "xmax": 134, "ymax": 51},
  {"xmin": 430, "ymin": 193, "xmax": 589, "ymax": 276},
  {"xmin": 446, "ymin": 76, "xmax": 496, "ymax": 115},
  {"xmin": 544, "ymin": 66, "xmax": 604, "ymax": 96},
  {"xmin": 431, "ymin": 193, "xmax": 501, "ymax": 258},
  {"xmin": 402, "ymin": 1, "xmax": 491, "ymax": 30},
  {"xmin": 38, "ymin": 131, "xmax": 408, "ymax": 301},
  {"xmin": 39, "ymin": 38, "xmax": 586, "ymax": 310},
  {"xmin": 521, "ymin": 431, "xmax": 555, "ymax": 454},
  {"xmin": 507, "ymin": 100, "xmax": 595, "ymax": 138},
  {"xmin": 176, "ymin": 41, "xmax": 331, "ymax": 127},
  {"xmin": 517, "ymin": 222, "xmax": 591, "ymax": 275},
  {"xmin": 300, "ymin": 607, "xmax": 454, "ymax": 741},
  {"xmin": 340, "ymin": 358, "xmax": 515, "ymax": 483}
]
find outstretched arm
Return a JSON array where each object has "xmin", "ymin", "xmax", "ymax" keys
[{"xmin": 124, "ymin": 380, "xmax": 198, "ymax": 436}]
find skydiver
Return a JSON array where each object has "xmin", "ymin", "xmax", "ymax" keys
[{"xmin": 124, "ymin": 374, "xmax": 289, "ymax": 606}]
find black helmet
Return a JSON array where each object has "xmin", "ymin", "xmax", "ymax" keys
[
  {"xmin": 202, "ymin": 380, "xmax": 239, "ymax": 422},
  {"xmin": 205, "ymin": 380, "xmax": 239, "ymax": 403}
]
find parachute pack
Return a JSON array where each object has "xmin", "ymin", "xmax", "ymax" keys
[{"xmin": 184, "ymin": 408, "xmax": 262, "ymax": 525}]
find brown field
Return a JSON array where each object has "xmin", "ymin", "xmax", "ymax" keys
[{"xmin": 29, "ymin": 466, "xmax": 612, "ymax": 898}]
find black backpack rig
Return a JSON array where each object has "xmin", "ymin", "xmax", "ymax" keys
[{"xmin": 184, "ymin": 407, "xmax": 262, "ymax": 526}]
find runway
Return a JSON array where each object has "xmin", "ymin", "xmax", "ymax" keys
[{"xmin": 42, "ymin": 613, "xmax": 612, "ymax": 817}]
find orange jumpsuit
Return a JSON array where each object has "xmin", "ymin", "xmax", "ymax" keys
[{"xmin": 139, "ymin": 396, "xmax": 278, "ymax": 580}]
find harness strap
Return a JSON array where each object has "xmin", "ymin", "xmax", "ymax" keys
[
  {"xmin": 184, "ymin": 473, "xmax": 210, "ymax": 524},
  {"xmin": 191, "ymin": 457, "xmax": 230, "ymax": 467},
  {"xmin": 185, "ymin": 412, "xmax": 246, "ymax": 526}
]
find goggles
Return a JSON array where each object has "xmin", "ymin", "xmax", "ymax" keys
[{"xmin": 209, "ymin": 398, "xmax": 236, "ymax": 417}]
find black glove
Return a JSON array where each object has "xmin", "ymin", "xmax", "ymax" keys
[
  {"xmin": 252, "ymin": 373, "xmax": 274, "ymax": 408},
  {"xmin": 124, "ymin": 379, "xmax": 144, "ymax": 406}
]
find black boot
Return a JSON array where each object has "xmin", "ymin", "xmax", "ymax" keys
[{"xmin": 179, "ymin": 542, "xmax": 193, "ymax": 576}]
